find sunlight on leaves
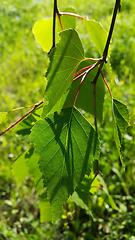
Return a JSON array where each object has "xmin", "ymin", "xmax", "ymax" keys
[
  {"xmin": 32, "ymin": 8, "xmax": 77, "ymax": 53},
  {"xmin": 84, "ymin": 20, "xmax": 109, "ymax": 57},
  {"xmin": 42, "ymin": 29, "xmax": 85, "ymax": 118}
]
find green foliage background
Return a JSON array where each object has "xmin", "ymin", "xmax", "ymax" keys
[{"xmin": 0, "ymin": 0, "xmax": 135, "ymax": 239}]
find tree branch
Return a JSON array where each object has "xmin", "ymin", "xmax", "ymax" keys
[{"xmin": 103, "ymin": 0, "xmax": 121, "ymax": 62}]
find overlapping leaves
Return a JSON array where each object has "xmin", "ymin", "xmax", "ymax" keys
[
  {"xmin": 31, "ymin": 107, "xmax": 100, "ymax": 222},
  {"xmin": 32, "ymin": 8, "xmax": 77, "ymax": 53},
  {"xmin": 41, "ymin": 29, "xmax": 85, "ymax": 118}
]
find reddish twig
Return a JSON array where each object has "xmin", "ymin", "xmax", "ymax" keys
[
  {"xmin": 73, "ymin": 64, "xmax": 99, "ymax": 106},
  {"xmin": 74, "ymin": 65, "xmax": 92, "ymax": 77},
  {"xmin": 0, "ymin": 100, "xmax": 44, "ymax": 136},
  {"xmin": 73, "ymin": 61, "xmax": 99, "ymax": 82},
  {"xmin": 57, "ymin": 15, "xmax": 64, "ymax": 30},
  {"xmin": 59, "ymin": 12, "xmax": 87, "ymax": 21},
  {"xmin": 100, "ymin": 68, "xmax": 113, "ymax": 99}
]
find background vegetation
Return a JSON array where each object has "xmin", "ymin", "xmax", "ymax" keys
[{"xmin": 0, "ymin": 0, "xmax": 135, "ymax": 239}]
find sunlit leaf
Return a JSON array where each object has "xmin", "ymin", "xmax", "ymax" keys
[
  {"xmin": 39, "ymin": 192, "xmax": 52, "ymax": 222},
  {"xmin": 32, "ymin": 8, "xmax": 77, "ymax": 53},
  {"xmin": 41, "ymin": 29, "xmax": 85, "ymax": 118},
  {"xmin": 12, "ymin": 151, "xmax": 30, "ymax": 184},
  {"xmin": 32, "ymin": 18, "xmax": 58, "ymax": 53},
  {"xmin": 31, "ymin": 107, "xmax": 100, "ymax": 222},
  {"xmin": 84, "ymin": 20, "xmax": 109, "ymax": 57}
]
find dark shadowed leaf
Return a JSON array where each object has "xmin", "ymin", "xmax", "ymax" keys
[{"xmin": 64, "ymin": 60, "xmax": 105, "ymax": 122}]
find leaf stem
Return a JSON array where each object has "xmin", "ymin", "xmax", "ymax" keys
[
  {"xmin": 73, "ymin": 61, "xmax": 99, "ymax": 82},
  {"xmin": 59, "ymin": 12, "xmax": 87, "ymax": 21},
  {"xmin": 74, "ymin": 65, "xmax": 92, "ymax": 78},
  {"xmin": 73, "ymin": 63, "xmax": 99, "ymax": 106},
  {"xmin": 86, "ymin": 57, "xmax": 102, "ymax": 62},
  {"xmin": 0, "ymin": 100, "xmax": 44, "ymax": 136},
  {"xmin": 73, "ymin": 73, "xmax": 86, "ymax": 107},
  {"xmin": 100, "ymin": 68, "xmax": 113, "ymax": 99},
  {"xmin": 58, "ymin": 15, "xmax": 64, "ymax": 30}
]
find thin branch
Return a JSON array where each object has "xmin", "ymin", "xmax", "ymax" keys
[
  {"xmin": 103, "ymin": 0, "xmax": 121, "ymax": 62},
  {"xmin": 52, "ymin": 0, "xmax": 58, "ymax": 48},
  {"xmin": 0, "ymin": 100, "xmax": 44, "ymax": 136},
  {"xmin": 48, "ymin": 0, "xmax": 59, "ymax": 54}
]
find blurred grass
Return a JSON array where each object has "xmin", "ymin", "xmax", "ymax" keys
[{"xmin": 0, "ymin": 0, "xmax": 135, "ymax": 239}]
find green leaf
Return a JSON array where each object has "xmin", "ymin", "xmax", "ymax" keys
[
  {"xmin": 112, "ymin": 98, "xmax": 130, "ymax": 165},
  {"xmin": 12, "ymin": 151, "xmax": 30, "ymax": 184},
  {"xmin": 0, "ymin": 112, "xmax": 7, "ymax": 124},
  {"xmin": 57, "ymin": 8, "xmax": 78, "ymax": 31},
  {"xmin": 32, "ymin": 18, "xmax": 58, "ymax": 53},
  {"xmin": 12, "ymin": 148, "xmax": 42, "ymax": 191},
  {"xmin": 113, "ymin": 99, "xmax": 130, "ymax": 135},
  {"xmin": 64, "ymin": 60, "xmax": 105, "ymax": 122},
  {"xmin": 71, "ymin": 173, "xmax": 100, "ymax": 212},
  {"xmin": 74, "ymin": 174, "xmax": 92, "ymax": 207},
  {"xmin": 31, "ymin": 107, "xmax": 100, "ymax": 222},
  {"xmin": 98, "ymin": 175, "xmax": 118, "ymax": 211},
  {"xmin": 71, "ymin": 191, "xmax": 89, "ymax": 211},
  {"xmin": 12, "ymin": 148, "xmax": 52, "ymax": 222},
  {"xmin": 42, "ymin": 29, "xmax": 85, "ymax": 118},
  {"xmin": 39, "ymin": 192, "xmax": 52, "ymax": 222},
  {"xmin": 84, "ymin": 20, "xmax": 109, "ymax": 57},
  {"xmin": 32, "ymin": 8, "xmax": 77, "ymax": 53}
]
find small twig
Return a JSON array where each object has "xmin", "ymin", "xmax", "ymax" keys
[{"xmin": 0, "ymin": 100, "xmax": 44, "ymax": 136}]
